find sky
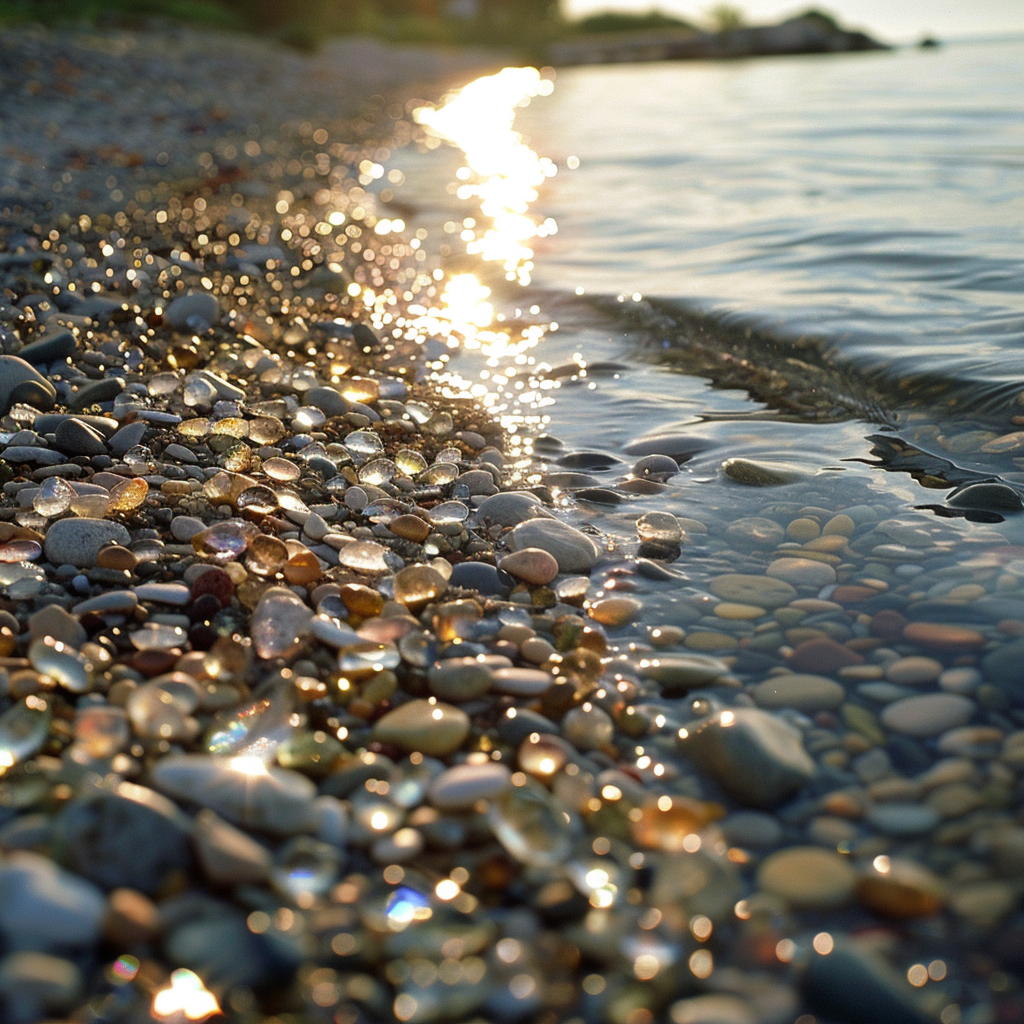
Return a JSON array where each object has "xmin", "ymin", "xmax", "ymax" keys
[{"xmin": 562, "ymin": 0, "xmax": 1024, "ymax": 43}]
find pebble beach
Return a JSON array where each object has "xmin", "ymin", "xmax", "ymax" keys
[{"xmin": 0, "ymin": 20, "xmax": 1022, "ymax": 1024}]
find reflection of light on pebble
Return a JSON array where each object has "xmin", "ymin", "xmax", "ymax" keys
[
  {"xmin": 690, "ymin": 915, "xmax": 713, "ymax": 941},
  {"xmin": 229, "ymin": 756, "xmax": 267, "ymax": 776},
  {"xmin": 813, "ymin": 932, "xmax": 834, "ymax": 955},
  {"xmin": 385, "ymin": 886, "xmax": 433, "ymax": 930},
  {"xmin": 435, "ymin": 878, "xmax": 460, "ymax": 900},
  {"xmin": 776, "ymin": 939, "xmax": 797, "ymax": 963},
  {"xmin": 370, "ymin": 810, "xmax": 391, "ymax": 831},
  {"xmin": 394, "ymin": 994, "xmax": 418, "ymax": 1021},
  {"xmin": 111, "ymin": 954, "xmax": 140, "ymax": 983},
  {"xmin": 496, "ymin": 938, "xmax": 522, "ymax": 964},
  {"xmin": 929, "ymin": 960, "xmax": 947, "ymax": 981},
  {"xmin": 873, "ymin": 854, "xmax": 891, "ymax": 874},
  {"xmin": 719, "ymin": 710, "xmax": 735, "ymax": 727},
  {"xmin": 152, "ymin": 969, "xmax": 220, "ymax": 1021},
  {"xmin": 688, "ymin": 949, "xmax": 714, "ymax": 979},
  {"xmin": 908, "ymin": 964, "xmax": 929, "ymax": 987},
  {"xmin": 509, "ymin": 973, "xmax": 537, "ymax": 999}
]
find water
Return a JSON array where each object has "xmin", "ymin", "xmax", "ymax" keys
[{"xmin": 396, "ymin": 39, "xmax": 1024, "ymax": 515}]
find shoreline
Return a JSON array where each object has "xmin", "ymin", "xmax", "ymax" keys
[{"xmin": 0, "ymin": 24, "xmax": 1020, "ymax": 1024}]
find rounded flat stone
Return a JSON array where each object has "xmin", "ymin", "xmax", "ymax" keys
[
  {"xmin": 491, "ymin": 667, "xmax": 553, "ymax": 696},
  {"xmin": 499, "ymin": 548, "xmax": 559, "ymax": 585},
  {"xmin": 757, "ymin": 846, "xmax": 857, "ymax": 910},
  {"xmin": 903, "ymin": 621, "xmax": 986, "ymax": 649},
  {"xmin": 475, "ymin": 491, "xmax": 554, "ymax": 528},
  {"xmin": 710, "ymin": 574, "xmax": 797, "ymax": 609},
  {"xmin": 752, "ymin": 673, "xmax": 845, "ymax": 712},
  {"xmin": 886, "ymin": 656, "xmax": 942, "ymax": 686},
  {"xmin": 43, "ymin": 518, "xmax": 130, "ymax": 569},
  {"xmin": 880, "ymin": 693, "xmax": 975, "ymax": 737},
  {"xmin": 766, "ymin": 557, "xmax": 836, "ymax": 589},
  {"xmin": 372, "ymin": 699, "xmax": 470, "ymax": 757},
  {"xmin": 866, "ymin": 803, "xmax": 940, "ymax": 837},
  {"xmin": 507, "ymin": 518, "xmax": 601, "ymax": 573},
  {"xmin": 427, "ymin": 762, "xmax": 513, "ymax": 810}
]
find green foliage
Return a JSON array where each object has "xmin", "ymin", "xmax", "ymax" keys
[
  {"xmin": 573, "ymin": 9, "xmax": 694, "ymax": 35},
  {"xmin": 0, "ymin": 0, "xmax": 243, "ymax": 28},
  {"xmin": 705, "ymin": 3, "xmax": 744, "ymax": 31}
]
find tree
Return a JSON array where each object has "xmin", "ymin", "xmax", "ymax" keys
[{"xmin": 706, "ymin": 3, "xmax": 744, "ymax": 31}]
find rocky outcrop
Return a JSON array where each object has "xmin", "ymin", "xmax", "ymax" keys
[{"xmin": 550, "ymin": 15, "xmax": 889, "ymax": 67}]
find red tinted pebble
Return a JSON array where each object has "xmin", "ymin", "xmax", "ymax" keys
[{"xmin": 191, "ymin": 567, "xmax": 234, "ymax": 607}]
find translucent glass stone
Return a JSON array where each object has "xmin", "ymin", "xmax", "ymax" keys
[
  {"xmin": 517, "ymin": 733, "xmax": 569, "ymax": 778},
  {"xmin": 419, "ymin": 463, "xmax": 458, "ymax": 486},
  {"xmin": 178, "ymin": 417, "xmax": 212, "ymax": 439},
  {"xmin": 212, "ymin": 417, "xmax": 248, "ymax": 438},
  {"xmin": 343, "ymin": 430, "xmax": 384, "ymax": 460},
  {"xmin": 193, "ymin": 523, "xmax": 248, "ymax": 561},
  {"xmin": 251, "ymin": 587, "xmax": 313, "ymax": 659},
  {"xmin": 629, "ymin": 795, "xmax": 722, "ymax": 852},
  {"xmin": 405, "ymin": 402, "xmax": 433, "ymax": 425},
  {"xmin": 397, "ymin": 630, "xmax": 434, "ymax": 668},
  {"xmin": 293, "ymin": 407, "xmax": 326, "ymax": 431},
  {"xmin": 358, "ymin": 458, "xmax": 397, "ymax": 486},
  {"xmin": 273, "ymin": 837, "xmax": 343, "ymax": 900},
  {"xmin": 297, "ymin": 442, "xmax": 328, "ymax": 462},
  {"xmin": 428, "ymin": 501, "xmax": 468, "ymax": 525},
  {"xmin": 0, "ymin": 539, "xmax": 42, "ymax": 562},
  {"xmin": 33, "ymin": 477, "xmax": 74, "ymax": 517},
  {"xmin": 337, "ymin": 641, "xmax": 401, "ymax": 677},
  {"xmin": 28, "ymin": 637, "xmax": 92, "ymax": 693},
  {"xmin": 340, "ymin": 376, "xmax": 380, "ymax": 404},
  {"xmin": 13, "ymin": 511, "xmax": 47, "ymax": 531},
  {"xmin": 568, "ymin": 858, "xmax": 627, "ymax": 908},
  {"xmin": 394, "ymin": 449, "xmax": 428, "ymax": 477},
  {"xmin": 148, "ymin": 372, "xmax": 181, "ymax": 396},
  {"xmin": 362, "ymin": 499, "xmax": 408, "ymax": 523},
  {"xmin": 72, "ymin": 494, "xmax": 112, "ymax": 518},
  {"xmin": 0, "ymin": 696, "xmax": 51, "ymax": 767},
  {"xmin": 423, "ymin": 412, "xmax": 454, "ymax": 437},
  {"xmin": 130, "ymin": 623, "xmax": 188, "ymax": 651},
  {"xmin": 220, "ymin": 443, "xmax": 253, "ymax": 472},
  {"xmin": 434, "ymin": 448, "xmax": 462, "ymax": 464},
  {"xmin": 248, "ymin": 416, "xmax": 287, "ymax": 445},
  {"xmin": 127, "ymin": 682, "xmax": 198, "ymax": 741},
  {"xmin": 203, "ymin": 471, "xmax": 257, "ymax": 506},
  {"xmin": 283, "ymin": 550, "xmax": 322, "ymax": 587},
  {"xmin": 637, "ymin": 511, "xmax": 683, "ymax": 543},
  {"xmin": 487, "ymin": 779, "xmax": 572, "ymax": 869},
  {"xmin": 392, "ymin": 565, "xmax": 447, "ymax": 609},
  {"xmin": 236, "ymin": 486, "xmax": 279, "ymax": 515},
  {"xmin": 205, "ymin": 685, "xmax": 294, "ymax": 758},
  {"xmin": 108, "ymin": 477, "xmax": 148, "ymax": 512},
  {"xmin": 8, "ymin": 404, "xmax": 40, "ymax": 424},
  {"xmin": 124, "ymin": 445, "xmax": 156, "ymax": 476},
  {"xmin": 277, "ymin": 492, "xmax": 310, "ymax": 517},
  {"xmin": 336, "ymin": 541, "xmax": 391, "ymax": 575},
  {"xmin": 245, "ymin": 534, "xmax": 289, "ymax": 576},
  {"xmin": 262, "ymin": 457, "xmax": 300, "ymax": 483},
  {"xmin": 71, "ymin": 705, "xmax": 129, "ymax": 760},
  {"xmin": 183, "ymin": 376, "xmax": 218, "ymax": 406}
]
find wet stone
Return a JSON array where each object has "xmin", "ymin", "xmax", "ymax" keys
[
  {"xmin": 757, "ymin": 846, "xmax": 857, "ymax": 910},
  {"xmin": 880, "ymin": 693, "xmax": 975, "ymax": 737},
  {"xmin": 766, "ymin": 557, "xmax": 836, "ymax": 589},
  {"xmin": 475, "ymin": 491, "xmax": 554, "ymax": 527},
  {"xmin": 710, "ymin": 573, "xmax": 797, "ymax": 609},
  {"xmin": 427, "ymin": 762, "xmax": 513, "ymax": 810},
  {"xmin": 507, "ymin": 518, "xmax": 600, "ymax": 573},
  {"xmin": 53, "ymin": 786, "xmax": 193, "ymax": 896},
  {"xmin": 751, "ymin": 673, "xmax": 845, "ymax": 712},
  {"xmin": 499, "ymin": 547, "xmax": 559, "ymax": 585},
  {"xmin": 44, "ymin": 518, "xmax": 130, "ymax": 569},
  {"xmin": 679, "ymin": 707, "xmax": 816, "ymax": 808},
  {"xmin": 372, "ymin": 699, "xmax": 470, "ymax": 756},
  {"xmin": 251, "ymin": 587, "xmax": 313, "ymax": 660},
  {"xmin": 164, "ymin": 291, "xmax": 220, "ymax": 330},
  {"xmin": 427, "ymin": 657, "xmax": 496, "ymax": 702}
]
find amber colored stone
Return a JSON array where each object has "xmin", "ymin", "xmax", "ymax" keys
[
  {"xmin": 108, "ymin": 477, "xmax": 148, "ymax": 512},
  {"xmin": 130, "ymin": 650, "xmax": 180, "ymax": 678},
  {"xmin": 103, "ymin": 887, "xmax": 161, "ymax": 946},
  {"xmin": 191, "ymin": 567, "xmax": 234, "ymax": 607},
  {"xmin": 870, "ymin": 609, "xmax": 909, "ymax": 641},
  {"xmin": 283, "ymin": 550, "xmax": 322, "ymax": 587},
  {"xmin": 346, "ymin": 697, "xmax": 376, "ymax": 720},
  {"xmin": 858, "ymin": 859, "xmax": 946, "ymax": 919},
  {"xmin": 339, "ymin": 583, "xmax": 385, "ymax": 619},
  {"xmin": 390, "ymin": 514, "xmax": 431, "ymax": 543},
  {"xmin": 830, "ymin": 585, "xmax": 877, "ymax": 604},
  {"xmin": 902, "ymin": 621, "xmax": 986, "ymax": 649},
  {"xmin": 96, "ymin": 545, "xmax": 138, "ymax": 572},
  {"xmin": 0, "ymin": 627, "xmax": 16, "ymax": 658},
  {"xmin": 787, "ymin": 636, "xmax": 864, "ymax": 673},
  {"xmin": 630, "ymin": 796, "xmax": 725, "ymax": 852}
]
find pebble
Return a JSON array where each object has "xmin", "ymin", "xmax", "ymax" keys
[
  {"xmin": 475, "ymin": 491, "xmax": 554, "ymax": 527},
  {"xmin": 679, "ymin": 707, "xmax": 816, "ymax": 808},
  {"xmin": 42, "ymin": 518, "xmax": 130, "ymax": 568},
  {"xmin": 710, "ymin": 573, "xmax": 797, "ymax": 608},
  {"xmin": 506, "ymin": 517, "xmax": 601, "ymax": 573},
  {"xmin": 885, "ymin": 655, "xmax": 942, "ymax": 686},
  {"xmin": 372, "ymin": 699, "xmax": 470, "ymax": 756},
  {"xmin": 866, "ymin": 802, "xmax": 940, "ymax": 837},
  {"xmin": 766, "ymin": 557, "xmax": 836, "ymax": 589},
  {"xmin": 163, "ymin": 291, "xmax": 221, "ymax": 330},
  {"xmin": 880, "ymin": 693, "xmax": 976, "ymax": 737},
  {"xmin": 902, "ymin": 621, "xmax": 986, "ymax": 649},
  {"xmin": 427, "ymin": 657, "xmax": 496, "ymax": 701},
  {"xmin": 499, "ymin": 547, "xmax": 559, "ymax": 585},
  {"xmin": 751, "ymin": 673, "xmax": 845, "ymax": 712},
  {"xmin": 0, "ymin": 354, "xmax": 56, "ymax": 414},
  {"xmin": 0, "ymin": 951, "xmax": 83, "ymax": 1012},
  {"xmin": 491, "ymin": 666, "xmax": 552, "ymax": 696},
  {"xmin": 757, "ymin": 846, "xmax": 857, "ymax": 909},
  {"xmin": 427, "ymin": 762, "xmax": 513, "ymax": 810}
]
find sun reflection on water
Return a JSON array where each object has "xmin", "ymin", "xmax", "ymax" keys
[{"xmin": 414, "ymin": 66, "xmax": 557, "ymax": 285}]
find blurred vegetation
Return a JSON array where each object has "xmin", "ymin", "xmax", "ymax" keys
[{"xmin": 0, "ymin": 1, "xmax": 848, "ymax": 55}]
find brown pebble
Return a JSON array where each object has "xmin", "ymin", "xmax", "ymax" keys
[
  {"xmin": 130, "ymin": 650, "xmax": 180, "ymax": 677},
  {"xmin": 870, "ymin": 609, "xmax": 909, "ymax": 641},
  {"xmin": 339, "ymin": 583, "xmax": 385, "ymax": 618},
  {"xmin": 858, "ymin": 858, "xmax": 945, "ymax": 919},
  {"xmin": 588, "ymin": 596, "xmax": 643, "ymax": 627},
  {"xmin": 787, "ymin": 637, "xmax": 864, "ymax": 674},
  {"xmin": 831, "ymin": 585, "xmax": 877, "ymax": 604},
  {"xmin": 283, "ymin": 550, "xmax": 322, "ymax": 587},
  {"xmin": 499, "ymin": 548, "xmax": 559, "ymax": 586},
  {"xmin": 103, "ymin": 887, "xmax": 161, "ymax": 946},
  {"xmin": 390, "ymin": 514, "xmax": 431, "ymax": 543},
  {"xmin": 96, "ymin": 545, "xmax": 138, "ymax": 572},
  {"xmin": 903, "ymin": 621, "xmax": 986, "ymax": 649}
]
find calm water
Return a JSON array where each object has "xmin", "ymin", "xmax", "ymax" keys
[{"xmin": 397, "ymin": 38, "xmax": 1024, "ymax": 514}]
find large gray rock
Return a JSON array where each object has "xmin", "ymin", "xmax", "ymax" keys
[
  {"xmin": 43, "ymin": 518, "xmax": 130, "ymax": 568},
  {"xmin": 475, "ymin": 491, "xmax": 554, "ymax": 528},
  {"xmin": 164, "ymin": 291, "xmax": 220, "ymax": 330},
  {"xmin": 678, "ymin": 707, "xmax": 816, "ymax": 808},
  {"xmin": 0, "ymin": 355, "xmax": 56, "ymax": 414},
  {"xmin": 506, "ymin": 517, "xmax": 600, "ymax": 572},
  {"xmin": 0, "ymin": 852, "xmax": 106, "ymax": 948},
  {"xmin": 52, "ymin": 784, "xmax": 194, "ymax": 895}
]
